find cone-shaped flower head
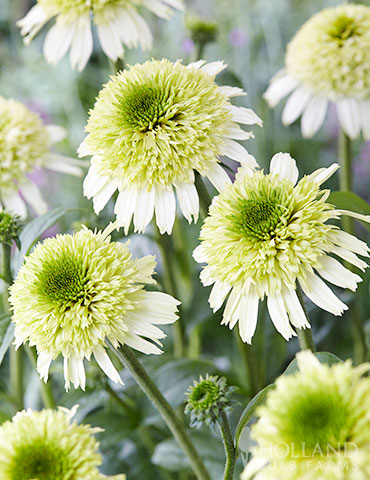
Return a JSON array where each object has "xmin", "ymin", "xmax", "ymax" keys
[
  {"xmin": 185, "ymin": 374, "xmax": 236, "ymax": 428},
  {"xmin": 264, "ymin": 4, "xmax": 370, "ymax": 139},
  {"xmin": 17, "ymin": 0, "xmax": 184, "ymax": 72},
  {"xmin": 0, "ymin": 406, "xmax": 125, "ymax": 480},
  {"xmin": 241, "ymin": 351, "xmax": 370, "ymax": 480},
  {"xmin": 79, "ymin": 59, "xmax": 262, "ymax": 234},
  {"xmin": 9, "ymin": 223, "xmax": 180, "ymax": 390},
  {"xmin": 0, "ymin": 96, "xmax": 82, "ymax": 218},
  {"xmin": 194, "ymin": 153, "xmax": 370, "ymax": 343}
]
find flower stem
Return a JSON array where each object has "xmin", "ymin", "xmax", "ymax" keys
[
  {"xmin": 296, "ymin": 285, "xmax": 316, "ymax": 352},
  {"xmin": 25, "ymin": 346, "xmax": 55, "ymax": 409},
  {"xmin": 338, "ymin": 128, "xmax": 367, "ymax": 363},
  {"xmin": 218, "ymin": 412, "xmax": 236, "ymax": 480},
  {"xmin": 194, "ymin": 172, "xmax": 212, "ymax": 218},
  {"xmin": 108, "ymin": 343, "xmax": 211, "ymax": 480},
  {"xmin": 155, "ymin": 228, "xmax": 185, "ymax": 357}
]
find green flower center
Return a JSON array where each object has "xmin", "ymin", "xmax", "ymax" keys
[
  {"xmin": 190, "ymin": 381, "xmax": 219, "ymax": 410},
  {"xmin": 11, "ymin": 442, "xmax": 70, "ymax": 480},
  {"xmin": 121, "ymin": 85, "xmax": 173, "ymax": 132},
  {"xmin": 327, "ymin": 15, "xmax": 359, "ymax": 44},
  {"xmin": 282, "ymin": 391, "xmax": 350, "ymax": 453},
  {"xmin": 39, "ymin": 256, "xmax": 89, "ymax": 305},
  {"xmin": 240, "ymin": 200, "xmax": 283, "ymax": 240}
]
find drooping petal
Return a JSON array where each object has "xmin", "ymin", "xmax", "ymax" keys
[
  {"xmin": 19, "ymin": 180, "xmax": 47, "ymax": 215},
  {"xmin": 3, "ymin": 191, "xmax": 27, "ymax": 218},
  {"xmin": 154, "ymin": 186, "xmax": 176, "ymax": 234},
  {"xmin": 317, "ymin": 256, "xmax": 362, "ymax": 292},
  {"xmin": 228, "ymin": 105, "xmax": 263, "ymax": 127},
  {"xmin": 282, "ymin": 87, "xmax": 312, "ymax": 125},
  {"xmin": 134, "ymin": 187, "xmax": 155, "ymax": 233},
  {"xmin": 176, "ymin": 181, "xmax": 199, "ymax": 223},
  {"xmin": 359, "ymin": 100, "xmax": 370, "ymax": 140},
  {"xmin": 43, "ymin": 19, "xmax": 76, "ymax": 66},
  {"xmin": 94, "ymin": 349, "xmax": 123, "ymax": 384},
  {"xmin": 69, "ymin": 15, "xmax": 93, "ymax": 71},
  {"xmin": 267, "ymin": 294, "xmax": 297, "ymax": 340},
  {"xmin": 93, "ymin": 179, "xmax": 119, "ymax": 214},
  {"xmin": 337, "ymin": 98, "xmax": 361, "ymax": 139},
  {"xmin": 208, "ymin": 281, "xmax": 232, "ymax": 312},
  {"xmin": 114, "ymin": 188, "xmax": 138, "ymax": 234},
  {"xmin": 301, "ymin": 95, "xmax": 328, "ymax": 138},
  {"xmin": 206, "ymin": 163, "xmax": 231, "ymax": 192},
  {"xmin": 263, "ymin": 73, "xmax": 299, "ymax": 107},
  {"xmin": 301, "ymin": 272, "xmax": 348, "ymax": 316},
  {"xmin": 238, "ymin": 288, "xmax": 259, "ymax": 344},
  {"xmin": 36, "ymin": 351, "xmax": 53, "ymax": 383},
  {"xmin": 282, "ymin": 288, "xmax": 310, "ymax": 329}
]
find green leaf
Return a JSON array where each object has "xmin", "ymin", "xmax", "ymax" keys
[
  {"xmin": 328, "ymin": 190, "xmax": 370, "ymax": 232},
  {"xmin": 14, "ymin": 208, "xmax": 77, "ymax": 272},
  {"xmin": 235, "ymin": 383, "xmax": 274, "ymax": 449},
  {"xmin": 0, "ymin": 313, "xmax": 13, "ymax": 366},
  {"xmin": 283, "ymin": 351, "xmax": 342, "ymax": 376},
  {"xmin": 152, "ymin": 430, "xmax": 231, "ymax": 479}
]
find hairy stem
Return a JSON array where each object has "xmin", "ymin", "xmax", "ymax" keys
[
  {"xmin": 296, "ymin": 285, "xmax": 316, "ymax": 352},
  {"xmin": 108, "ymin": 343, "xmax": 211, "ymax": 480},
  {"xmin": 218, "ymin": 412, "xmax": 236, "ymax": 480}
]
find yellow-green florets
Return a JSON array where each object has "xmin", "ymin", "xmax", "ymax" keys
[
  {"xmin": 0, "ymin": 212, "xmax": 22, "ymax": 247},
  {"xmin": 0, "ymin": 97, "xmax": 50, "ymax": 189},
  {"xmin": 199, "ymin": 170, "xmax": 337, "ymax": 296},
  {"xmin": 0, "ymin": 407, "xmax": 117, "ymax": 480},
  {"xmin": 83, "ymin": 59, "xmax": 232, "ymax": 189},
  {"xmin": 243, "ymin": 352, "xmax": 370, "ymax": 480},
  {"xmin": 286, "ymin": 4, "xmax": 370, "ymax": 99},
  {"xmin": 9, "ymin": 226, "xmax": 149, "ymax": 359}
]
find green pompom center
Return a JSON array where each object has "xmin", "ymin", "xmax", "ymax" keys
[
  {"xmin": 121, "ymin": 85, "xmax": 172, "ymax": 131},
  {"xmin": 190, "ymin": 380, "xmax": 219, "ymax": 410},
  {"xmin": 39, "ymin": 256, "xmax": 88, "ymax": 305},
  {"xmin": 11, "ymin": 442, "xmax": 70, "ymax": 480},
  {"xmin": 240, "ymin": 200, "xmax": 283, "ymax": 240},
  {"xmin": 327, "ymin": 15, "xmax": 359, "ymax": 43}
]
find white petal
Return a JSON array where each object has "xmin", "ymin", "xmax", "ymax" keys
[
  {"xmin": 43, "ymin": 20, "xmax": 76, "ymax": 65},
  {"xmin": 46, "ymin": 125, "xmax": 67, "ymax": 144},
  {"xmin": 218, "ymin": 86, "xmax": 246, "ymax": 98},
  {"xmin": 337, "ymin": 98, "xmax": 361, "ymax": 139},
  {"xmin": 192, "ymin": 244, "xmax": 207, "ymax": 263},
  {"xmin": 206, "ymin": 163, "xmax": 231, "ymax": 192},
  {"xmin": 138, "ymin": 291, "xmax": 180, "ymax": 324},
  {"xmin": 333, "ymin": 248, "xmax": 367, "ymax": 273},
  {"xmin": 94, "ymin": 349, "xmax": 123, "ymax": 384},
  {"xmin": 127, "ymin": 7, "xmax": 152, "ymax": 50},
  {"xmin": 199, "ymin": 265, "xmax": 216, "ymax": 287},
  {"xmin": 241, "ymin": 457, "xmax": 269, "ymax": 480},
  {"xmin": 301, "ymin": 272, "xmax": 348, "ymax": 316},
  {"xmin": 307, "ymin": 163, "xmax": 340, "ymax": 186},
  {"xmin": 186, "ymin": 60, "xmax": 206, "ymax": 70},
  {"xmin": 93, "ymin": 179, "xmax": 118, "ymax": 214},
  {"xmin": 135, "ymin": 255, "xmax": 156, "ymax": 284},
  {"xmin": 63, "ymin": 356, "xmax": 86, "ymax": 391},
  {"xmin": 263, "ymin": 73, "xmax": 299, "ymax": 107},
  {"xmin": 83, "ymin": 166, "xmax": 108, "ymax": 198},
  {"xmin": 282, "ymin": 87, "xmax": 312, "ymax": 125},
  {"xmin": 97, "ymin": 22, "xmax": 124, "ymax": 62},
  {"xmin": 228, "ymin": 105, "xmax": 263, "ymax": 127},
  {"xmin": 37, "ymin": 352, "xmax": 53, "ymax": 383},
  {"xmin": 359, "ymin": 100, "xmax": 370, "ymax": 140},
  {"xmin": 329, "ymin": 230, "xmax": 370, "ymax": 257},
  {"xmin": 3, "ymin": 191, "xmax": 27, "ymax": 218},
  {"xmin": 282, "ymin": 288, "xmax": 310, "ymax": 329},
  {"xmin": 224, "ymin": 125, "xmax": 254, "ymax": 140},
  {"xmin": 301, "ymin": 95, "xmax": 328, "ymax": 138},
  {"xmin": 238, "ymin": 289, "xmax": 259, "ymax": 344},
  {"xmin": 77, "ymin": 137, "xmax": 92, "ymax": 157},
  {"xmin": 176, "ymin": 181, "xmax": 199, "ymax": 224},
  {"xmin": 17, "ymin": 5, "xmax": 50, "ymax": 43},
  {"xmin": 154, "ymin": 186, "xmax": 176, "ymax": 235},
  {"xmin": 69, "ymin": 15, "xmax": 93, "ymax": 71},
  {"xmin": 223, "ymin": 287, "xmax": 243, "ymax": 329},
  {"xmin": 270, "ymin": 152, "xmax": 299, "ymax": 185},
  {"xmin": 142, "ymin": 0, "xmax": 172, "ymax": 19},
  {"xmin": 336, "ymin": 210, "xmax": 370, "ymax": 224},
  {"xmin": 114, "ymin": 188, "xmax": 137, "ymax": 234},
  {"xmin": 19, "ymin": 181, "xmax": 47, "ymax": 215},
  {"xmin": 45, "ymin": 153, "xmax": 83, "ymax": 176},
  {"xmin": 317, "ymin": 256, "xmax": 362, "ymax": 291},
  {"xmin": 296, "ymin": 350, "xmax": 321, "ymax": 373},
  {"xmin": 267, "ymin": 294, "xmax": 296, "ymax": 340},
  {"xmin": 201, "ymin": 61, "xmax": 227, "ymax": 76},
  {"xmin": 209, "ymin": 281, "xmax": 232, "ymax": 312},
  {"xmin": 220, "ymin": 139, "xmax": 252, "ymax": 163},
  {"xmin": 134, "ymin": 187, "xmax": 155, "ymax": 233},
  {"xmin": 124, "ymin": 332, "xmax": 162, "ymax": 355}
]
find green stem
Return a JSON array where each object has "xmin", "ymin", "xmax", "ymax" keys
[
  {"xmin": 338, "ymin": 128, "xmax": 367, "ymax": 363},
  {"xmin": 194, "ymin": 173, "xmax": 212, "ymax": 219},
  {"xmin": 155, "ymin": 228, "xmax": 185, "ymax": 357},
  {"xmin": 234, "ymin": 330, "xmax": 260, "ymax": 395},
  {"xmin": 196, "ymin": 42, "xmax": 205, "ymax": 62},
  {"xmin": 25, "ymin": 346, "xmax": 55, "ymax": 409},
  {"xmin": 296, "ymin": 285, "xmax": 316, "ymax": 352},
  {"xmin": 338, "ymin": 129, "xmax": 354, "ymax": 234},
  {"xmin": 108, "ymin": 343, "xmax": 211, "ymax": 480},
  {"xmin": 109, "ymin": 58, "xmax": 125, "ymax": 74},
  {"xmin": 218, "ymin": 412, "xmax": 236, "ymax": 480},
  {"xmin": 0, "ymin": 243, "xmax": 12, "ymax": 286},
  {"xmin": 105, "ymin": 382, "xmax": 137, "ymax": 416}
]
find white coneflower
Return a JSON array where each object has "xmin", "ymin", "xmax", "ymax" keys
[
  {"xmin": 9, "ymin": 223, "xmax": 180, "ymax": 390},
  {"xmin": 264, "ymin": 4, "xmax": 370, "ymax": 139},
  {"xmin": 0, "ymin": 406, "xmax": 125, "ymax": 479},
  {"xmin": 194, "ymin": 153, "xmax": 370, "ymax": 343},
  {"xmin": 80, "ymin": 59, "xmax": 262, "ymax": 234},
  {"xmin": 242, "ymin": 351, "xmax": 370, "ymax": 480},
  {"xmin": 0, "ymin": 96, "xmax": 82, "ymax": 218},
  {"xmin": 17, "ymin": 0, "xmax": 184, "ymax": 71}
]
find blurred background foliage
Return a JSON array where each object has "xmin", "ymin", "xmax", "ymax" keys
[{"xmin": 0, "ymin": 0, "xmax": 369, "ymax": 478}]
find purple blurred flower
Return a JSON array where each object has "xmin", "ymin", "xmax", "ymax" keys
[
  {"xmin": 229, "ymin": 28, "xmax": 248, "ymax": 47},
  {"xmin": 182, "ymin": 37, "xmax": 195, "ymax": 54}
]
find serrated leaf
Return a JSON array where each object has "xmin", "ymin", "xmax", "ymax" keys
[
  {"xmin": 235, "ymin": 384, "xmax": 274, "ymax": 449},
  {"xmin": 14, "ymin": 208, "xmax": 78, "ymax": 273},
  {"xmin": 283, "ymin": 351, "xmax": 342, "ymax": 376},
  {"xmin": 329, "ymin": 191, "xmax": 370, "ymax": 232},
  {"xmin": 0, "ymin": 314, "xmax": 14, "ymax": 366}
]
